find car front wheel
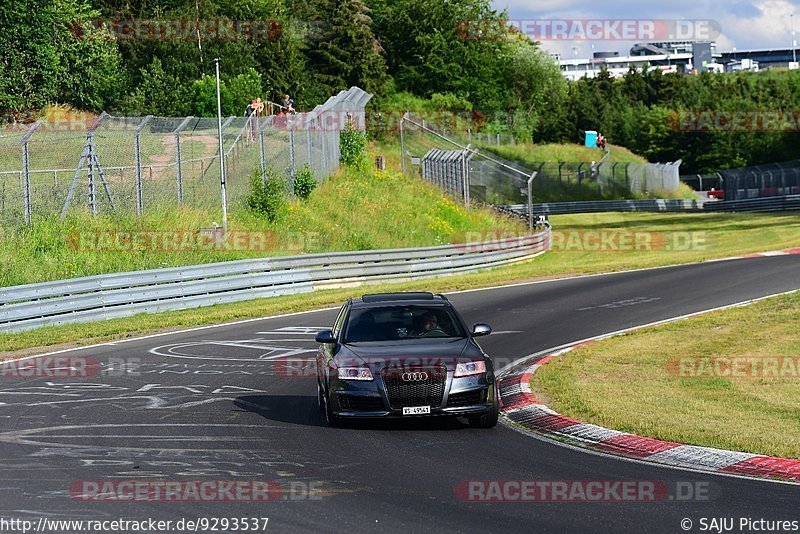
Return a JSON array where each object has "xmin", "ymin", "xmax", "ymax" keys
[
  {"xmin": 469, "ymin": 387, "xmax": 499, "ymax": 428},
  {"xmin": 323, "ymin": 388, "xmax": 339, "ymax": 428}
]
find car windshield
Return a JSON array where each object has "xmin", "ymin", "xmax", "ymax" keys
[{"xmin": 343, "ymin": 305, "xmax": 466, "ymax": 342}]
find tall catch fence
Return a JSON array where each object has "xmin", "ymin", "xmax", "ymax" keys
[
  {"xmin": 399, "ymin": 113, "xmax": 681, "ymax": 211},
  {"xmin": 717, "ymin": 160, "xmax": 800, "ymax": 201},
  {"xmin": 0, "ymin": 87, "xmax": 372, "ymax": 225},
  {"xmin": 400, "ymin": 113, "xmax": 534, "ymax": 209}
]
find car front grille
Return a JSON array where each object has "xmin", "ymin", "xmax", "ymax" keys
[
  {"xmin": 337, "ymin": 394, "xmax": 386, "ymax": 412},
  {"xmin": 447, "ymin": 388, "xmax": 487, "ymax": 407},
  {"xmin": 382, "ymin": 366, "xmax": 447, "ymax": 409}
]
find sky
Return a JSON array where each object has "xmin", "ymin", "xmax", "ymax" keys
[{"xmin": 491, "ymin": 0, "xmax": 799, "ymax": 59}]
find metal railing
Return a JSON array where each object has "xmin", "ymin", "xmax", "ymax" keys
[
  {"xmin": 0, "ymin": 229, "xmax": 552, "ymax": 333},
  {"xmin": 0, "ymin": 87, "xmax": 373, "ymax": 225},
  {"xmin": 703, "ymin": 195, "xmax": 800, "ymax": 213},
  {"xmin": 502, "ymin": 198, "xmax": 708, "ymax": 216},
  {"xmin": 502, "ymin": 195, "xmax": 800, "ymax": 215}
]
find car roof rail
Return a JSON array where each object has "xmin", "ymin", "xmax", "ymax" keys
[{"xmin": 361, "ymin": 292, "xmax": 435, "ymax": 303}]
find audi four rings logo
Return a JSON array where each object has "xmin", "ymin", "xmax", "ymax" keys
[{"xmin": 401, "ymin": 371, "xmax": 429, "ymax": 381}]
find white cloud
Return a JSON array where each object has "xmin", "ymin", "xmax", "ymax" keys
[{"xmin": 492, "ymin": 0, "xmax": 800, "ymax": 56}]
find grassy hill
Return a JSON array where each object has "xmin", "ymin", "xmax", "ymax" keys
[
  {"xmin": 0, "ymin": 166, "xmax": 524, "ymax": 287},
  {"xmin": 488, "ymin": 143, "xmax": 648, "ymax": 166}
]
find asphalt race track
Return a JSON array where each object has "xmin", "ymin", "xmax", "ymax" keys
[{"xmin": 1, "ymin": 255, "xmax": 799, "ymax": 533}]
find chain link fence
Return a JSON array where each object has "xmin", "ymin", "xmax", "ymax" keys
[
  {"xmin": 399, "ymin": 113, "xmax": 681, "ymax": 209},
  {"xmin": 400, "ymin": 113, "xmax": 533, "ymax": 208},
  {"xmin": 0, "ymin": 86, "xmax": 372, "ymax": 226}
]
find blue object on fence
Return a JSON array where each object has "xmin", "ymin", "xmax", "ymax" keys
[{"xmin": 584, "ymin": 130, "xmax": 598, "ymax": 148}]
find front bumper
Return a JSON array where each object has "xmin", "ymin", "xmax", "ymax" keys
[{"xmin": 330, "ymin": 372, "xmax": 496, "ymax": 418}]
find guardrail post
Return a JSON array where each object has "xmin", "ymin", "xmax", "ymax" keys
[
  {"xmin": 134, "ymin": 116, "xmax": 153, "ymax": 215},
  {"xmin": 20, "ymin": 121, "xmax": 40, "ymax": 225}
]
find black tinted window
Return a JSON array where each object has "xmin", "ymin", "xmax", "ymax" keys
[{"xmin": 343, "ymin": 305, "xmax": 466, "ymax": 342}]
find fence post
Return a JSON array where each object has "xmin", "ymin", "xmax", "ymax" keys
[
  {"xmin": 20, "ymin": 121, "xmax": 41, "ymax": 225},
  {"xmin": 173, "ymin": 116, "xmax": 193, "ymax": 204},
  {"xmin": 400, "ymin": 112, "xmax": 407, "ymax": 174},
  {"xmin": 88, "ymin": 133, "xmax": 97, "ymax": 215},
  {"xmin": 134, "ymin": 115, "xmax": 153, "ymax": 215},
  {"xmin": 289, "ymin": 126, "xmax": 296, "ymax": 189},
  {"xmin": 306, "ymin": 127, "xmax": 313, "ymax": 170},
  {"xmin": 527, "ymin": 172, "xmax": 538, "ymax": 232},
  {"xmin": 461, "ymin": 145, "xmax": 472, "ymax": 207},
  {"xmin": 625, "ymin": 164, "xmax": 630, "ymax": 191},
  {"xmin": 320, "ymin": 120, "xmax": 328, "ymax": 178},
  {"xmin": 259, "ymin": 122, "xmax": 267, "ymax": 183}
]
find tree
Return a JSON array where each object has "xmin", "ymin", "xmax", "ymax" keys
[
  {"xmin": 0, "ymin": 0, "xmax": 123, "ymax": 112},
  {"xmin": 306, "ymin": 0, "xmax": 388, "ymax": 95}
]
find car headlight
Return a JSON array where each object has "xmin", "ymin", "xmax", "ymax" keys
[
  {"xmin": 336, "ymin": 367, "xmax": 374, "ymax": 381},
  {"xmin": 454, "ymin": 361, "xmax": 486, "ymax": 377}
]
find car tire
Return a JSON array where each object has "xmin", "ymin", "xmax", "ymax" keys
[
  {"xmin": 323, "ymin": 390, "xmax": 340, "ymax": 428},
  {"xmin": 469, "ymin": 388, "xmax": 499, "ymax": 428},
  {"xmin": 317, "ymin": 380, "xmax": 325, "ymax": 411}
]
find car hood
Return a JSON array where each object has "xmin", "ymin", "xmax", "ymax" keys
[{"xmin": 338, "ymin": 338, "xmax": 483, "ymax": 371}]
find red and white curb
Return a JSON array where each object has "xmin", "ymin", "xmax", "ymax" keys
[
  {"xmin": 498, "ymin": 343, "xmax": 800, "ymax": 484},
  {"xmin": 737, "ymin": 247, "xmax": 800, "ymax": 259}
]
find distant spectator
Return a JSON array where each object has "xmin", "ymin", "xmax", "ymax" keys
[
  {"xmin": 597, "ymin": 132, "xmax": 608, "ymax": 150},
  {"xmin": 245, "ymin": 99, "xmax": 256, "ymax": 118}
]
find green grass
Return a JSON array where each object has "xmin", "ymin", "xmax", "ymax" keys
[
  {"xmin": 0, "ymin": 165, "xmax": 524, "ymax": 287},
  {"xmin": 489, "ymin": 143, "xmax": 648, "ymax": 166},
  {"xmin": 2, "ymin": 211, "xmax": 800, "ymax": 355},
  {"xmin": 534, "ymin": 291, "xmax": 800, "ymax": 459}
]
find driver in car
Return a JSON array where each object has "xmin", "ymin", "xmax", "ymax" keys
[{"xmin": 416, "ymin": 312, "xmax": 446, "ymax": 337}]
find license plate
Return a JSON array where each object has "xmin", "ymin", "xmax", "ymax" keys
[{"xmin": 403, "ymin": 406, "xmax": 431, "ymax": 415}]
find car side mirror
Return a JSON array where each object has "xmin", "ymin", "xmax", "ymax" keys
[
  {"xmin": 472, "ymin": 323, "xmax": 492, "ymax": 337},
  {"xmin": 315, "ymin": 330, "xmax": 336, "ymax": 344}
]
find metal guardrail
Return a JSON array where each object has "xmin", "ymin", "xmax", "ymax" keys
[
  {"xmin": 703, "ymin": 195, "xmax": 800, "ymax": 213},
  {"xmin": 502, "ymin": 199, "xmax": 708, "ymax": 215},
  {"xmin": 503, "ymin": 195, "xmax": 800, "ymax": 215},
  {"xmin": 0, "ymin": 230, "xmax": 552, "ymax": 333}
]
